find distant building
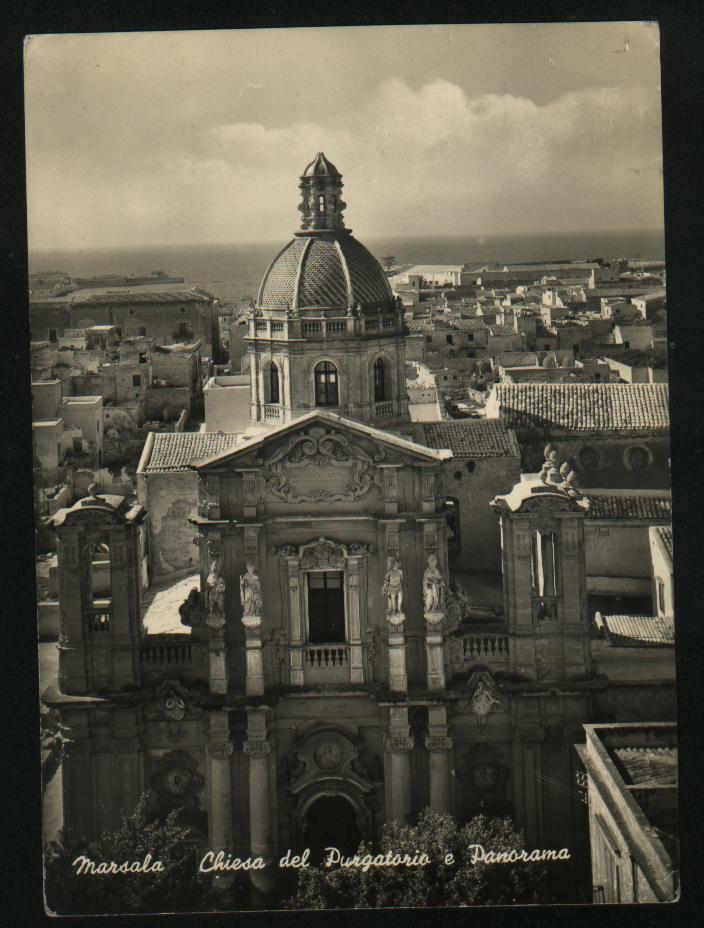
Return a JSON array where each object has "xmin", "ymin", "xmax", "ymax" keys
[
  {"xmin": 485, "ymin": 382, "xmax": 670, "ymax": 488},
  {"xmin": 30, "ymin": 287, "xmax": 223, "ymax": 361}
]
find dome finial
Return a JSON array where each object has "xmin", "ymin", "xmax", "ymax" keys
[{"xmin": 298, "ymin": 153, "xmax": 348, "ymax": 234}]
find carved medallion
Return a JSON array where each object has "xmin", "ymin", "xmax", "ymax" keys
[{"xmin": 262, "ymin": 426, "xmax": 385, "ymax": 503}]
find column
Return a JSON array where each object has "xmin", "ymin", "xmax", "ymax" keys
[
  {"xmin": 287, "ymin": 558, "xmax": 304, "ymax": 687},
  {"xmin": 422, "ymin": 529, "xmax": 447, "ymax": 692},
  {"xmin": 61, "ymin": 735, "xmax": 94, "ymax": 839},
  {"xmin": 244, "ymin": 708, "xmax": 275, "ymax": 897},
  {"xmin": 207, "ymin": 727, "xmax": 234, "ymax": 853},
  {"xmin": 385, "ymin": 707, "xmax": 414, "ymax": 824},
  {"xmin": 112, "ymin": 735, "xmax": 143, "ymax": 823},
  {"xmin": 346, "ymin": 557, "xmax": 364, "ymax": 685},
  {"xmin": 106, "ymin": 528, "xmax": 140, "ymax": 689},
  {"xmin": 512, "ymin": 723, "xmax": 545, "ymax": 846},
  {"xmin": 425, "ymin": 706, "xmax": 452, "ymax": 813},
  {"xmin": 56, "ymin": 529, "xmax": 89, "ymax": 694},
  {"xmin": 206, "ymin": 532, "xmax": 228, "ymax": 695},
  {"xmin": 381, "ymin": 520, "xmax": 408, "ymax": 694},
  {"xmin": 242, "ymin": 526, "xmax": 264, "ymax": 696}
]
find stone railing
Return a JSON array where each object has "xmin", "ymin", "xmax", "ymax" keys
[
  {"xmin": 263, "ymin": 404, "xmax": 281, "ymax": 421},
  {"xmin": 139, "ymin": 635, "xmax": 208, "ymax": 680},
  {"xmin": 303, "ymin": 644, "xmax": 350, "ymax": 684},
  {"xmin": 302, "ymin": 321, "xmax": 323, "ymax": 337},
  {"xmin": 375, "ymin": 401, "xmax": 393, "ymax": 418},
  {"xmin": 463, "ymin": 634, "xmax": 510, "ymax": 659}
]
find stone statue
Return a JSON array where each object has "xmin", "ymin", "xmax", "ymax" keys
[
  {"xmin": 239, "ymin": 561, "xmax": 262, "ymax": 617},
  {"xmin": 423, "ymin": 554, "xmax": 445, "ymax": 615},
  {"xmin": 179, "ymin": 587, "xmax": 206, "ymax": 629},
  {"xmin": 205, "ymin": 560, "xmax": 226, "ymax": 622},
  {"xmin": 471, "ymin": 680, "xmax": 501, "ymax": 729},
  {"xmin": 382, "ymin": 556, "xmax": 404, "ymax": 616}
]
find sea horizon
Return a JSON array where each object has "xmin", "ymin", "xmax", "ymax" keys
[{"xmin": 29, "ymin": 228, "xmax": 666, "ymax": 306}]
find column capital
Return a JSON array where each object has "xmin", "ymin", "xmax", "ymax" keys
[
  {"xmin": 384, "ymin": 734, "xmax": 415, "ymax": 753},
  {"xmin": 111, "ymin": 737, "xmax": 142, "ymax": 755},
  {"xmin": 244, "ymin": 739, "xmax": 271, "ymax": 759},
  {"xmin": 207, "ymin": 738, "xmax": 234, "ymax": 760},
  {"xmin": 62, "ymin": 739, "xmax": 92, "ymax": 758},
  {"xmin": 425, "ymin": 735, "xmax": 453, "ymax": 753},
  {"xmin": 513, "ymin": 723, "xmax": 545, "ymax": 745}
]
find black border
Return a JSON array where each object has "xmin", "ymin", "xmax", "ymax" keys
[{"xmin": 2, "ymin": 4, "xmax": 703, "ymax": 928}]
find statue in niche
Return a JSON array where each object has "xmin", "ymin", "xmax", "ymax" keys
[
  {"xmin": 423, "ymin": 554, "xmax": 445, "ymax": 615},
  {"xmin": 382, "ymin": 556, "xmax": 404, "ymax": 617},
  {"xmin": 471, "ymin": 680, "xmax": 501, "ymax": 730},
  {"xmin": 205, "ymin": 560, "xmax": 226, "ymax": 623},
  {"xmin": 239, "ymin": 561, "xmax": 262, "ymax": 617}
]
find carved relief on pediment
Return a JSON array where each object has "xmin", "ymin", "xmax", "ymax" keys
[{"xmin": 259, "ymin": 426, "xmax": 385, "ymax": 503}]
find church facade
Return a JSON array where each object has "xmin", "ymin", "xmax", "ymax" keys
[{"xmin": 45, "ymin": 155, "xmax": 676, "ymax": 903}]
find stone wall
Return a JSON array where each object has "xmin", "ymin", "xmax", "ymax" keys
[
  {"xmin": 445, "ymin": 455, "xmax": 521, "ymax": 573},
  {"xmin": 140, "ymin": 471, "xmax": 200, "ymax": 579}
]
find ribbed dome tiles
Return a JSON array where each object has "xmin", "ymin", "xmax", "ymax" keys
[{"xmin": 258, "ymin": 235, "xmax": 392, "ymax": 311}]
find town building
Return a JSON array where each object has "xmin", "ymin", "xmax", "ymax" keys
[
  {"xmin": 30, "ymin": 287, "xmax": 223, "ymax": 361},
  {"xmin": 485, "ymin": 382, "xmax": 670, "ymax": 488},
  {"xmin": 576, "ymin": 723, "xmax": 678, "ymax": 903}
]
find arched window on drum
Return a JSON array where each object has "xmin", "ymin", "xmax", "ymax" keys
[{"xmin": 314, "ymin": 361, "xmax": 339, "ymax": 407}]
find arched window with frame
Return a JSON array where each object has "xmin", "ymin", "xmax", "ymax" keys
[
  {"xmin": 314, "ymin": 361, "xmax": 339, "ymax": 407},
  {"xmin": 318, "ymin": 194, "xmax": 326, "ymax": 214},
  {"xmin": 269, "ymin": 363, "xmax": 280, "ymax": 404},
  {"xmin": 373, "ymin": 357, "xmax": 387, "ymax": 402}
]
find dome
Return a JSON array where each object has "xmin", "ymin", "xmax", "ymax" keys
[
  {"xmin": 258, "ymin": 234, "xmax": 393, "ymax": 311},
  {"xmin": 302, "ymin": 152, "xmax": 341, "ymax": 178}
]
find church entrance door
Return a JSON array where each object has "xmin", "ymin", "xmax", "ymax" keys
[{"xmin": 303, "ymin": 794, "xmax": 360, "ymax": 864}]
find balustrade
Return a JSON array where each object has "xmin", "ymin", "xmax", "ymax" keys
[
  {"xmin": 375, "ymin": 401, "xmax": 393, "ymax": 418},
  {"xmin": 263, "ymin": 404, "xmax": 281, "ymax": 421},
  {"xmin": 140, "ymin": 636, "xmax": 195, "ymax": 666},
  {"xmin": 303, "ymin": 644, "xmax": 350, "ymax": 683},
  {"xmin": 463, "ymin": 634, "xmax": 510, "ymax": 659}
]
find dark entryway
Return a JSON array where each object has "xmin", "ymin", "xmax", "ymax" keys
[
  {"xmin": 307, "ymin": 571, "xmax": 345, "ymax": 643},
  {"xmin": 303, "ymin": 795, "xmax": 361, "ymax": 864}
]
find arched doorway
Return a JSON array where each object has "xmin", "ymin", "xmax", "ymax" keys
[{"xmin": 303, "ymin": 794, "xmax": 361, "ymax": 864}]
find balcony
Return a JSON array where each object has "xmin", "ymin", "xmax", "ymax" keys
[
  {"xmin": 140, "ymin": 634, "xmax": 207, "ymax": 682},
  {"xmin": 375, "ymin": 401, "xmax": 393, "ymax": 418},
  {"xmin": 303, "ymin": 643, "xmax": 350, "ymax": 685},
  {"xmin": 463, "ymin": 634, "xmax": 510, "ymax": 659},
  {"xmin": 263, "ymin": 404, "xmax": 281, "ymax": 421},
  {"xmin": 451, "ymin": 630, "xmax": 510, "ymax": 674}
]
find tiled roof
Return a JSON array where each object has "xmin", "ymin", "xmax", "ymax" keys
[
  {"xmin": 612, "ymin": 747, "xmax": 678, "ymax": 787},
  {"xmin": 451, "ymin": 318, "xmax": 488, "ymax": 331},
  {"xmin": 586, "ymin": 494, "xmax": 672, "ymax": 522},
  {"xmin": 601, "ymin": 614, "xmax": 675, "ymax": 648},
  {"xmin": 143, "ymin": 431, "xmax": 241, "ymax": 473},
  {"xmin": 72, "ymin": 289, "xmax": 213, "ymax": 305},
  {"xmin": 656, "ymin": 525, "xmax": 673, "ymax": 559},
  {"xmin": 490, "ymin": 383, "xmax": 669, "ymax": 431},
  {"xmin": 489, "ymin": 324, "xmax": 516, "ymax": 337},
  {"xmin": 258, "ymin": 235, "xmax": 391, "ymax": 310},
  {"xmin": 421, "ymin": 421, "xmax": 520, "ymax": 457}
]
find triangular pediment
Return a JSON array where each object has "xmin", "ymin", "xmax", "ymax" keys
[{"xmin": 195, "ymin": 411, "xmax": 451, "ymax": 472}]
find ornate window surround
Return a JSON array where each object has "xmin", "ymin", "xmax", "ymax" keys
[{"xmin": 274, "ymin": 537, "xmax": 372, "ymax": 686}]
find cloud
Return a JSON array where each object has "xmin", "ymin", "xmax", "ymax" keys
[{"xmin": 26, "ymin": 76, "xmax": 664, "ymax": 248}]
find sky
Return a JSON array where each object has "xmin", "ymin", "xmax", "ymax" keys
[{"xmin": 24, "ymin": 23, "xmax": 664, "ymax": 251}]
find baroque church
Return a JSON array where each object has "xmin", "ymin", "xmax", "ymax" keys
[{"xmin": 45, "ymin": 154, "xmax": 676, "ymax": 901}]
